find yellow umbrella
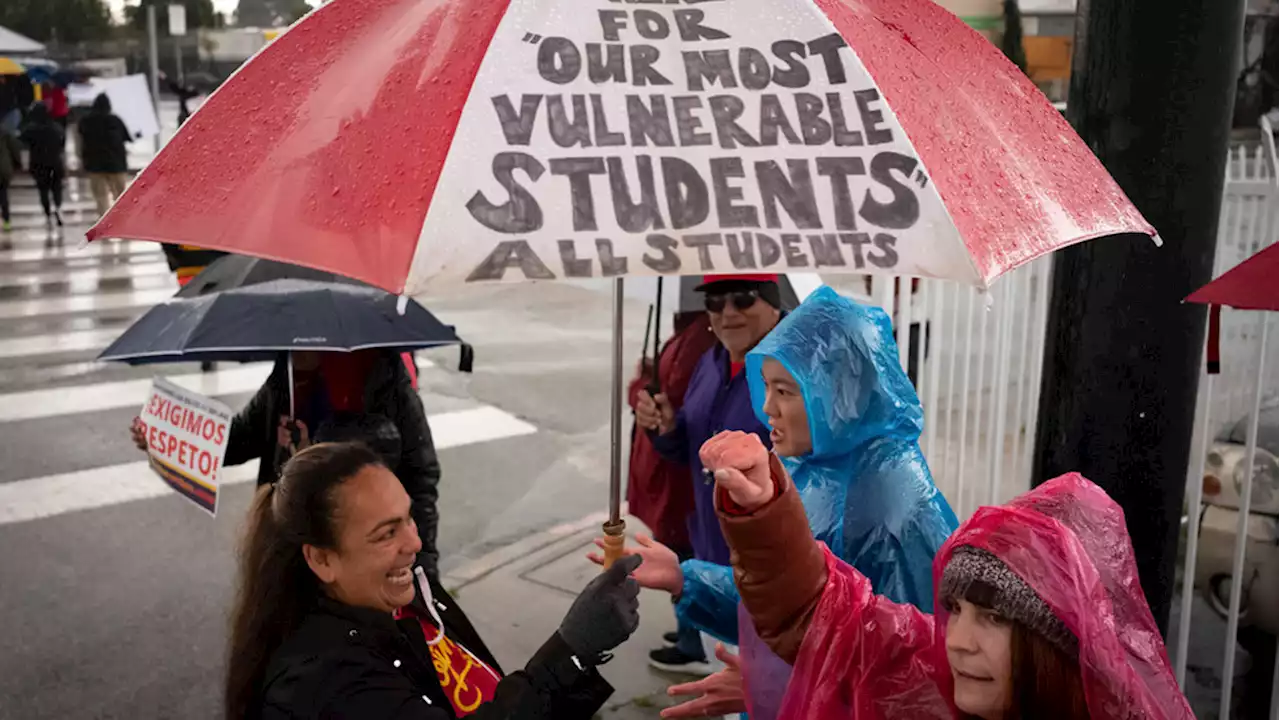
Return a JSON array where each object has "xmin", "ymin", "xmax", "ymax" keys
[{"xmin": 0, "ymin": 57, "xmax": 25, "ymax": 75}]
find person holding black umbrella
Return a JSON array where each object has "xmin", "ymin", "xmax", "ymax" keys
[
  {"xmin": 117, "ymin": 274, "xmax": 456, "ymax": 577},
  {"xmin": 132, "ymin": 349, "xmax": 445, "ymax": 575}
]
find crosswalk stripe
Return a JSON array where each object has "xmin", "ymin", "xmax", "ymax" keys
[
  {"xmin": 7, "ymin": 200, "xmax": 96, "ymax": 215},
  {"xmin": 0, "ymin": 261, "xmax": 173, "ymax": 287},
  {"xmin": 0, "ymin": 327, "xmax": 123, "ymax": 359},
  {"xmin": 0, "ymin": 357, "xmax": 439, "ymax": 423},
  {"xmin": 0, "ymin": 364, "xmax": 273, "ymax": 423},
  {"xmin": 0, "ymin": 288, "xmax": 172, "ymax": 319},
  {"xmin": 0, "ymin": 242, "xmax": 162, "ymax": 263},
  {"xmin": 0, "ymin": 405, "xmax": 538, "ymax": 526}
]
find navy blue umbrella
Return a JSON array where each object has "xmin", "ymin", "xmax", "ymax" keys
[{"xmin": 98, "ymin": 278, "xmax": 460, "ymax": 365}]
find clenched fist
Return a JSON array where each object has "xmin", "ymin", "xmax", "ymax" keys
[
  {"xmin": 635, "ymin": 390, "xmax": 675, "ymax": 435},
  {"xmin": 699, "ymin": 431, "xmax": 774, "ymax": 511}
]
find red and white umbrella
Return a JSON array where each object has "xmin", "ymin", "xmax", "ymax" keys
[{"xmin": 88, "ymin": 0, "xmax": 1154, "ymax": 295}]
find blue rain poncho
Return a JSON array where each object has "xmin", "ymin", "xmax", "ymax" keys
[{"xmin": 675, "ymin": 286, "xmax": 958, "ymax": 643}]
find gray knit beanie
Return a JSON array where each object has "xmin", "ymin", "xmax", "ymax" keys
[{"xmin": 938, "ymin": 546, "xmax": 1078, "ymax": 658}]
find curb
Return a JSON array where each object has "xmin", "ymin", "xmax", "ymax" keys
[{"xmin": 441, "ymin": 507, "xmax": 623, "ymax": 590}]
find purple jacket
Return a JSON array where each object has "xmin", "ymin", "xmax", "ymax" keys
[{"xmin": 650, "ymin": 344, "xmax": 772, "ymax": 565}]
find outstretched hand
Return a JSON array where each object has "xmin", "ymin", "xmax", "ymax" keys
[
  {"xmin": 558, "ymin": 554, "xmax": 643, "ymax": 661},
  {"xmin": 662, "ymin": 644, "xmax": 748, "ymax": 718},
  {"xmin": 587, "ymin": 533, "xmax": 683, "ymax": 597},
  {"xmin": 699, "ymin": 430, "xmax": 774, "ymax": 511}
]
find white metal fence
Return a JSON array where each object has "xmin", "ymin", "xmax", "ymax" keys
[{"xmin": 1173, "ymin": 128, "xmax": 1279, "ymax": 719}]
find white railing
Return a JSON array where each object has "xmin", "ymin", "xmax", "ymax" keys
[{"xmin": 1173, "ymin": 131, "xmax": 1279, "ymax": 719}]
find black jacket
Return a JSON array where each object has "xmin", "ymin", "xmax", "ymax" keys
[
  {"xmin": 224, "ymin": 353, "xmax": 443, "ymax": 573},
  {"xmin": 20, "ymin": 120, "xmax": 66, "ymax": 172},
  {"xmin": 259, "ymin": 570, "xmax": 612, "ymax": 719},
  {"xmin": 78, "ymin": 110, "xmax": 130, "ymax": 173}
]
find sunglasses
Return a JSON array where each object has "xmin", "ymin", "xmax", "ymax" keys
[{"xmin": 704, "ymin": 289, "xmax": 761, "ymax": 313}]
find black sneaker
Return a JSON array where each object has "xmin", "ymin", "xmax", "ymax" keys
[
  {"xmin": 647, "ymin": 646, "xmax": 713, "ymax": 676},
  {"xmin": 662, "ymin": 631, "xmax": 680, "ymax": 645}
]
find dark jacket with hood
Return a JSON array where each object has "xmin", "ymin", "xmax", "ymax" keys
[
  {"xmin": 78, "ymin": 94, "xmax": 130, "ymax": 174},
  {"xmin": 20, "ymin": 104, "xmax": 66, "ymax": 172},
  {"xmin": 260, "ymin": 562, "xmax": 612, "ymax": 719},
  {"xmin": 224, "ymin": 352, "xmax": 443, "ymax": 574}
]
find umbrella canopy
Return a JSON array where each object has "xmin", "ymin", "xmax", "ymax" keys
[
  {"xmin": 176, "ymin": 254, "xmax": 357, "ymax": 297},
  {"xmin": 87, "ymin": 0, "xmax": 1153, "ymax": 294},
  {"xmin": 0, "ymin": 26, "xmax": 43, "ymax": 55},
  {"xmin": 0, "ymin": 57, "xmax": 24, "ymax": 76},
  {"xmin": 1185, "ymin": 242, "xmax": 1278, "ymax": 312},
  {"xmin": 99, "ymin": 278, "xmax": 461, "ymax": 364}
]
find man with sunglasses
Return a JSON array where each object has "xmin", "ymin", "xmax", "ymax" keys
[{"xmin": 634, "ymin": 274, "xmax": 782, "ymax": 674}]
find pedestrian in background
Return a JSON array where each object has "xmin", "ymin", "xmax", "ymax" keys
[
  {"xmin": 227, "ymin": 442, "xmax": 635, "ymax": 719},
  {"xmin": 626, "ymin": 310, "xmax": 717, "ymax": 670},
  {"xmin": 0, "ymin": 128, "xmax": 20, "ymax": 233},
  {"xmin": 44, "ymin": 84, "xmax": 70, "ymax": 130},
  {"xmin": 19, "ymin": 103, "xmax": 66, "ymax": 230},
  {"xmin": 78, "ymin": 93, "xmax": 131, "ymax": 215},
  {"xmin": 163, "ymin": 73, "xmax": 199, "ymax": 127}
]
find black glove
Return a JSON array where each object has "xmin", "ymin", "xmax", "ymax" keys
[{"xmin": 558, "ymin": 554, "xmax": 642, "ymax": 661}]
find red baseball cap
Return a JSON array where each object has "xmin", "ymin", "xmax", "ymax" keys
[{"xmin": 695, "ymin": 273, "xmax": 779, "ymax": 291}]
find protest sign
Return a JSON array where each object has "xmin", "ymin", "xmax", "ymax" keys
[
  {"xmin": 409, "ymin": 0, "xmax": 972, "ymax": 289},
  {"xmin": 138, "ymin": 378, "xmax": 232, "ymax": 516}
]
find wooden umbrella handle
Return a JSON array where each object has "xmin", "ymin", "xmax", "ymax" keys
[{"xmin": 601, "ymin": 520, "xmax": 626, "ymax": 570}]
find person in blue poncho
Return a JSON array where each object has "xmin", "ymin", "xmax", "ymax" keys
[{"xmin": 594, "ymin": 286, "xmax": 957, "ymax": 717}]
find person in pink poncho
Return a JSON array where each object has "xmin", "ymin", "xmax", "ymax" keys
[{"xmin": 698, "ymin": 430, "xmax": 1195, "ymax": 719}]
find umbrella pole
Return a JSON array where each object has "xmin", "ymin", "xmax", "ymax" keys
[
  {"xmin": 648, "ymin": 278, "xmax": 663, "ymax": 396},
  {"xmin": 287, "ymin": 351, "xmax": 295, "ymax": 419},
  {"xmin": 602, "ymin": 277, "xmax": 627, "ymax": 569}
]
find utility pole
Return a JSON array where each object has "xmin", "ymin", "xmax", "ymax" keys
[
  {"xmin": 170, "ymin": 4, "xmax": 188, "ymax": 85},
  {"xmin": 1032, "ymin": 0, "xmax": 1247, "ymax": 635},
  {"xmin": 147, "ymin": 4, "xmax": 162, "ymax": 154}
]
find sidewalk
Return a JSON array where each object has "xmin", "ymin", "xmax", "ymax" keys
[{"xmin": 439, "ymin": 512, "xmax": 694, "ymax": 718}]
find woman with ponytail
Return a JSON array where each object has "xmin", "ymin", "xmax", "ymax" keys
[{"xmin": 226, "ymin": 442, "xmax": 644, "ymax": 719}]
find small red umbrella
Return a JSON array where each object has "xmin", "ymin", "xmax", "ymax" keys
[{"xmin": 1185, "ymin": 242, "xmax": 1278, "ymax": 312}]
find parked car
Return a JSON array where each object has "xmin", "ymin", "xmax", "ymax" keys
[{"xmin": 1195, "ymin": 396, "xmax": 1279, "ymax": 633}]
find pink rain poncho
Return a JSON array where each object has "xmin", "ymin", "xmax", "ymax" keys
[{"xmin": 779, "ymin": 473, "xmax": 1195, "ymax": 719}]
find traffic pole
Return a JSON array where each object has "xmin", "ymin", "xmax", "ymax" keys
[
  {"xmin": 175, "ymin": 38, "xmax": 184, "ymax": 85},
  {"xmin": 147, "ymin": 4, "xmax": 162, "ymax": 155},
  {"xmin": 1031, "ymin": 0, "xmax": 1246, "ymax": 635}
]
